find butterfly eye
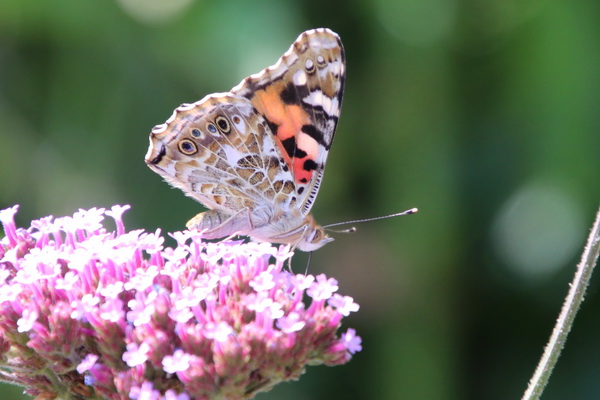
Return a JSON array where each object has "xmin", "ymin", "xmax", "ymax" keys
[
  {"xmin": 215, "ymin": 116, "xmax": 231, "ymax": 134},
  {"xmin": 191, "ymin": 128, "xmax": 202, "ymax": 137},
  {"xmin": 304, "ymin": 59, "xmax": 315, "ymax": 74},
  {"xmin": 309, "ymin": 229, "xmax": 323, "ymax": 243},
  {"xmin": 207, "ymin": 123, "xmax": 217, "ymax": 134},
  {"xmin": 178, "ymin": 139, "xmax": 197, "ymax": 155}
]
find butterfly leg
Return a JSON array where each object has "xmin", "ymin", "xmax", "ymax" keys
[
  {"xmin": 278, "ymin": 225, "xmax": 309, "ymax": 272},
  {"xmin": 245, "ymin": 207, "xmax": 256, "ymax": 230},
  {"xmin": 218, "ymin": 208, "xmax": 261, "ymax": 243},
  {"xmin": 290, "ymin": 225, "xmax": 309, "ymax": 252},
  {"xmin": 186, "ymin": 208, "xmax": 250, "ymax": 239}
]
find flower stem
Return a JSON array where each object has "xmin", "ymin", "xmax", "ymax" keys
[{"xmin": 522, "ymin": 205, "xmax": 600, "ymax": 400}]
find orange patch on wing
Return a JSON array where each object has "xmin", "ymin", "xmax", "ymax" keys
[
  {"xmin": 252, "ymin": 86, "xmax": 317, "ymax": 184},
  {"xmin": 253, "ymin": 86, "xmax": 310, "ymax": 139}
]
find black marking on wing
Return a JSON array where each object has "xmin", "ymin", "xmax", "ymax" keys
[
  {"xmin": 280, "ymin": 82, "xmax": 297, "ymax": 104},
  {"xmin": 266, "ymin": 120, "xmax": 279, "ymax": 137},
  {"xmin": 281, "ymin": 137, "xmax": 308, "ymax": 159},
  {"xmin": 300, "ymin": 102, "xmax": 340, "ymax": 121},
  {"xmin": 301, "ymin": 170, "xmax": 323, "ymax": 214},
  {"xmin": 300, "ymin": 124, "xmax": 327, "ymax": 147},
  {"xmin": 148, "ymin": 145, "xmax": 166, "ymax": 165},
  {"xmin": 280, "ymin": 82, "xmax": 310, "ymax": 105},
  {"xmin": 303, "ymin": 159, "xmax": 318, "ymax": 171}
]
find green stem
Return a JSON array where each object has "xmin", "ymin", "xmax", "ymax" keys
[{"xmin": 522, "ymin": 205, "xmax": 600, "ymax": 400}]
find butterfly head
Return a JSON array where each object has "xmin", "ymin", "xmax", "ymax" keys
[{"xmin": 295, "ymin": 221, "xmax": 334, "ymax": 252}]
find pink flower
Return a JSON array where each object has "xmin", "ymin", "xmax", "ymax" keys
[
  {"xmin": 328, "ymin": 294, "xmax": 360, "ymax": 316},
  {"xmin": 77, "ymin": 354, "xmax": 99, "ymax": 374},
  {"xmin": 342, "ymin": 328, "xmax": 363, "ymax": 354},
  {"xmin": 307, "ymin": 274, "xmax": 339, "ymax": 301},
  {"xmin": 123, "ymin": 342, "xmax": 151, "ymax": 367},
  {"xmin": 162, "ymin": 349, "xmax": 192, "ymax": 374},
  {"xmin": 0, "ymin": 205, "xmax": 361, "ymax": 399},
  {"xmin": 276, "ymin": 312, "xmax": 305, "ymax": 333},
  {"xmin": 16, "ymin": 308, "xmax": 38, "ymax": 333}
]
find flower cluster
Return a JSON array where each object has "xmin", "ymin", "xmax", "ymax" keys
[{"xmin": 0, "ymin": 205, "xmax": 361, "ymax": 400}]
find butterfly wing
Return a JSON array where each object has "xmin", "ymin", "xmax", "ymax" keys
[
  {"xmin": 231, "ymin": 28, "xmax": 345, "ymax": 216},
  {"xmin": 145, "ymin": 28, "xmax": 345, "ymax": 245},
  {"xmin": 145, "ymin": 94, "xmax": 297, "ymax": 220}
]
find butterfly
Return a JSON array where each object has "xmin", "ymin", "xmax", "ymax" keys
[{"xmin": 145, "ymin": 28, "xmax": 345, "ymax": 252}]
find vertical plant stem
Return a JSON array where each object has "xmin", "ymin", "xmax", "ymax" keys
[{"xmin": 522, "ymin": 206, "xmax": 600, "ymax": 400}]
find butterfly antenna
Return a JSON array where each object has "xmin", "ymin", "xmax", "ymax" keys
[
  {"xmin": 326, "ymin": 227, "xmax": 357, "ymax": 234},
  {"xmin": 323, "ymin": 207, "xmax": 418, "ymax": 230}
]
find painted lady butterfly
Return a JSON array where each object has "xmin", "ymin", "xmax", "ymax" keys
[{"xmin": 145, "ymin": 28, "xmax": 345, "ymax": 251}]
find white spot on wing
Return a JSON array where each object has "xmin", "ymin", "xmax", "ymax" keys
[
  {"xmin": 178, "ymin": 103, "xmax": 195, "ymax": 111},
  {"xmin": 152, "ymin": 124, "xmax": 167, "ymax": 134},
  {"xmin": 303, "ymin": 90, "xmax": 339, "ymax": 116},
  {"xmin": 293, "ymin": 70, "xmax": 307, "ymax": 86},
  {"xmin": 231, "ymin": 115, "xmax": 246, "ymax": 134},
  {"xmin": 162, "ymin": 162, "xmax": 178, "ymax": 177},
  {"xmin": 223, "ymin": 145, "xmax": 245, "ymax": 165},
  {"xmin": 307, "ymin": 32, "xmax": 339, "ymax": 50},
  {"xmin": 328, "ymin": 60, "xmax": 343, "ymax": 75}
]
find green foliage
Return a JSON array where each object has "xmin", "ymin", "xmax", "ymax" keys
[{"xmin": 1, "ymin": 0, "xmax": 599, "ymax": 399}]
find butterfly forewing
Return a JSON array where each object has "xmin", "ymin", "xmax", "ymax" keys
[{"xmin": 232, "ymin": 28, "xmax": 345, "ymax": 216}]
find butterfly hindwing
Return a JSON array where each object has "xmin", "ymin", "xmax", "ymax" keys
[{"xmin": 146, "ymin": 95, "xmax": 296, "ymax": 215}]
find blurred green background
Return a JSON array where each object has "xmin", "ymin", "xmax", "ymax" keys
[{"xmin": 1, "ymin": 0, "xmax": 599, "ymax": 399}]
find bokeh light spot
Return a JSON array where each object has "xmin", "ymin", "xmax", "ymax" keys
[
  {"xmin": 117, "ymin": 0, "xmax": 195, "ymax": 24},
  {"xmin": 374, "ymin": 0, "xmax": 457, "ymax": 46},
  {"xmin": 491, "ymin": 181, "xmax": 585, "ymax": 282}
]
